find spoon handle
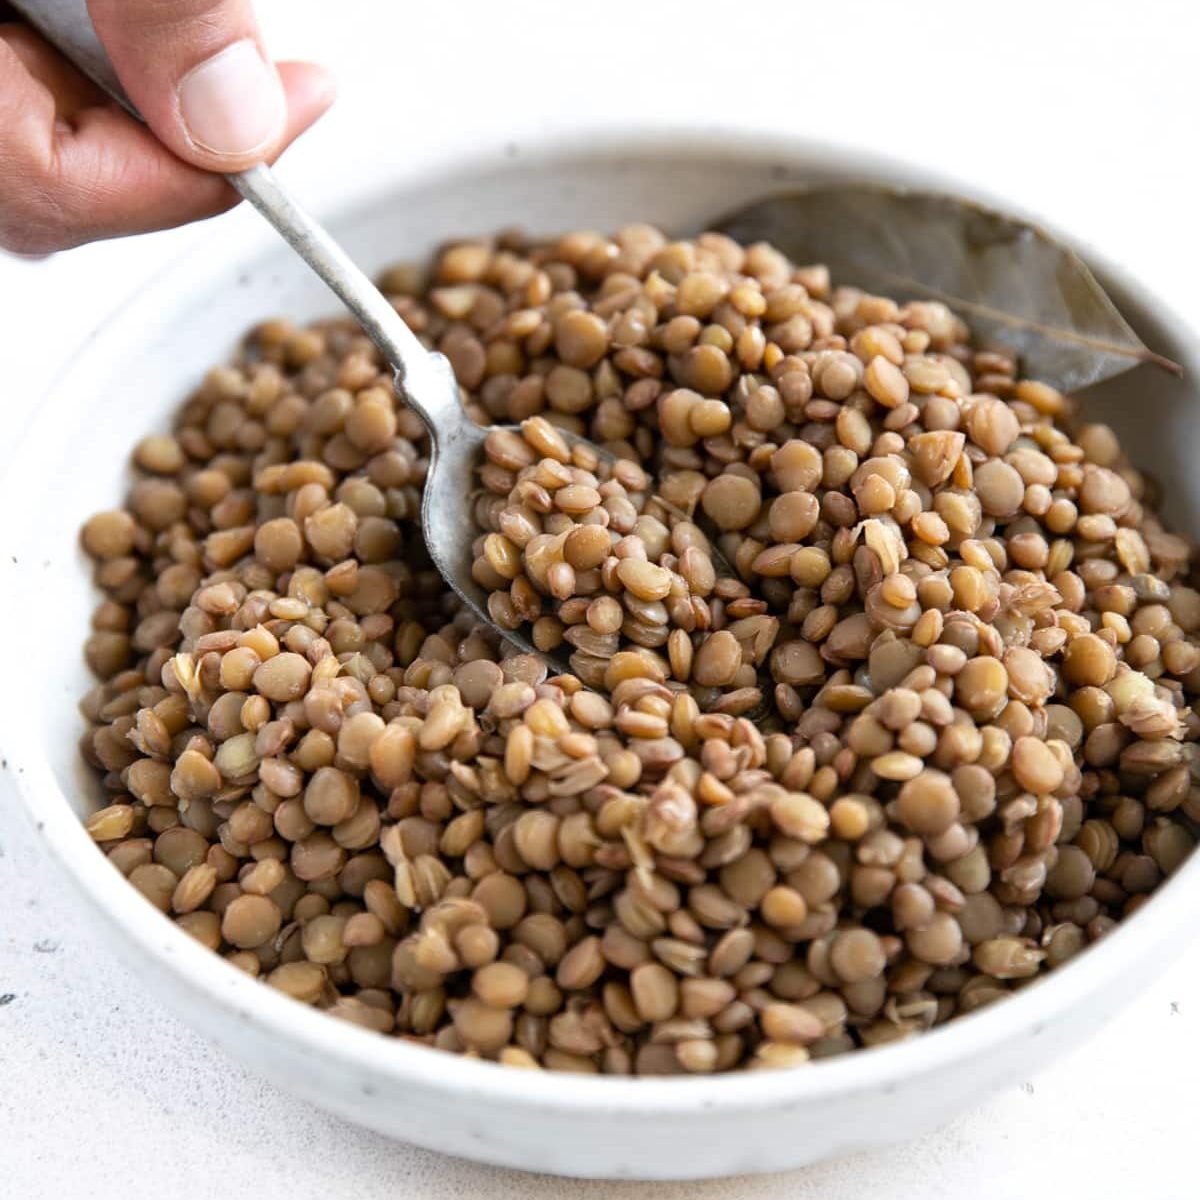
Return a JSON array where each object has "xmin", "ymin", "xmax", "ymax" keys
[
  {"xmin": 10, "ymin": 0, "xmax": 456, "ymax": 423},
  {"xmin": 224, "ymin": 165, "xmax": 451, "ymax": 412}
]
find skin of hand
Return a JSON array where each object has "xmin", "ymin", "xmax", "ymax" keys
[{"xmin": 0, "ymin": 0, "xmax": 335, "ymax": 254}]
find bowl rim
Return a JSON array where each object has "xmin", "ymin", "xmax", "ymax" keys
[{"xmin": 2, "ymin": 120, "xmax": 1197, "ymax": 1116}]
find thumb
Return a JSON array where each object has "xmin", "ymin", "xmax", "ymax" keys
[{"xmin": 86, "ymin": 0, "xmax": 324, "ymax": 172}]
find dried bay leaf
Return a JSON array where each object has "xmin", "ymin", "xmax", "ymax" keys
[{"xmin": 716, "ymin": 185, "xmax": 1180, "ymax": 392}]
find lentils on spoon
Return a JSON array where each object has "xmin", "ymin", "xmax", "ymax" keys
[{"xmin": 473, "ymin": 416, "xmax": 770, "ymax": 711}]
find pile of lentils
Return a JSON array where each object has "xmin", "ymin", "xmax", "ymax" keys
[{"xmin": 79, "ymin": 222, "xmax": 1200, "ymax": 1075}]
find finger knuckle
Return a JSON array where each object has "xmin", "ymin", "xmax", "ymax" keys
[
  {"xmin": 0, "ymin": 191, "xmax": 71, "ymax": 255},
  {"xmin": 0, "ymin": 226, "xmax": 62, "ymax": 255}
]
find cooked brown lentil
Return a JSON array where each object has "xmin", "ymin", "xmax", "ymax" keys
[{"xmin": 79, "ymin": 223, "xmax": 1200, "ymax": 1076}]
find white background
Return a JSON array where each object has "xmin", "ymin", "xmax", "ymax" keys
[{"xmin": 2, "ymin": 2, "xmax": 1198, "ymax": 1196}]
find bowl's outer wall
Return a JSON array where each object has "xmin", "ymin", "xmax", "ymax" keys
[{"xmin": 2, "ymin": 134, "xmax": 1198, "ymax": 1179}]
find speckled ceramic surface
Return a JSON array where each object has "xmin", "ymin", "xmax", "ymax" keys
[{"xmin": 2, "ymin": 132, "xmax": 1199, "ymax": 1179}]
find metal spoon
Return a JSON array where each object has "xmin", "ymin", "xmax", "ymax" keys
[{"xmin": 14, "ymin": 0, "xmax": 581, "ymax": 668}]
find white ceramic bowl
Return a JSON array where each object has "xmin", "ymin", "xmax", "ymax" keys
[{"xmin": 2, "ymin": 129, "xmax": 1198, "ymax": 1181}]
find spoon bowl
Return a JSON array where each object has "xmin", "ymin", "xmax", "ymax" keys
[{"xmin": 416, "ymin": 395, "xmax": 575, "ymax": 672}]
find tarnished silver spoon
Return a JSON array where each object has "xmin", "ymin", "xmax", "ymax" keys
[{"xmin": 13, "ymin": 0, "xmax": 591, "ymax": 671}]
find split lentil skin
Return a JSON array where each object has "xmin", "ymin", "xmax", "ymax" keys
[{"xmin": 79, "ymin": 223, "xmax": 1200, "ymax": 1075}]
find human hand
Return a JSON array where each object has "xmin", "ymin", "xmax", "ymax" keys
[{"xmin": 0, "ymin": 0, "xmax": 335, "ymax": 253}]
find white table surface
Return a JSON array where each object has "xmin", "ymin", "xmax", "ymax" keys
[{"xmin": 2, "ymin": 2, "xmax": 1199, "ymax": 1195}]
